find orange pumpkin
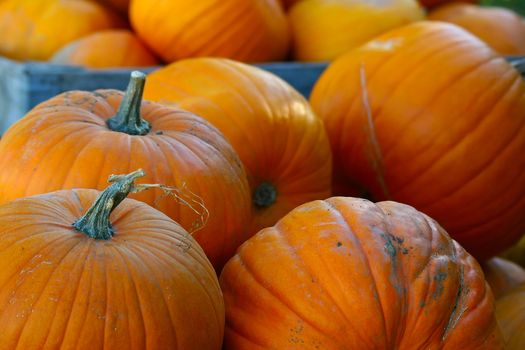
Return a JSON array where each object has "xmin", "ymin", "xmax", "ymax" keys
[
  {"xmin": 310, "ymin": 21, "xmax": 525, "ymax": 260},
  {"xmin": 51, "ymin": 30, "xmax": 160, "ymax": 68},
  {"xmin": 496, "ymin": 282, "xmax": 525, "ymax": 349},
  {"xmin": 288, "ymin": 0, "xmax": 425, "ymax": 62},
  {"xmin": 220, "ymin": 197, "xmax": 503, "ymax": 349},
  {"xmin": 144, "ymin": 58, "xmax": 332, "ymax": 235},
  {"xmin": 483, "ymin": 257, "xmax": 525, "ymax": 299},
  {"xmin": 130, "ymin": 0, "xmax": 290, "ymax": 63},
  {"xmin": 0, "ymin": 71, "xmax": 251, "ymax": 270},
  {"xmin": 0, "ymin": 0, "xmax": 125, "ymax": 61},
  {"xmin": 428, "ymin": 3, "xmax": 525, "ymax": 55},
  {"xmin": 0, "ymin": 170, "xmax": 224, "ymax": 349}
]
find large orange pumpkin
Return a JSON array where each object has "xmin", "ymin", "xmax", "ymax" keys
[
  {"xmin": 130, "ymin": 0, "xmax": 290, "ymax": 63},
  {"xmin": 495, "ymin": 282, "xmax": 525, "ymax": 349},
  {"xmin": 482, "ymin": 257, "xmax": 525, "ymax": 299},
  {"xmin": 428, "ymin": 3, "xmax": 525, "ymax": 55},
  {"xmin": 0, "ymin": 71, "xmax": 251, "ymax": 270},
  {"xmin": 0, "ymin": 170, "xmax": 224, "ymax": 349},
  {"xmin": 144, "ymin": 58, "xmax": 332, "ymax": 235},
  {"xmin": 310, "ymin": 21, "xmax": 525, "ymax": 260},
  {"xmin": 220, "ymin": 197, "xmax": 503, "ymax": 349},
  {"xmin": 51, "ymin": 30, "xmax": 160, "ymax": 68},
  {"xmin": 0, "ymin": 0, "xmax": 125, "ymax": 61},
  {"xmin": 288, "ymin": 0, "xmax": 425, "ymax": 62}
]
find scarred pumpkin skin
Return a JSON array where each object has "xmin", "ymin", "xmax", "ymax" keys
[
  {"xmin": 483, "ymin": 257, "xmax": 525, "ymax": 299},
  {"xmin": 428, "ymin": 3, "xmax": 525, "ymax": 55},
  {"xmin": 496, "ymin": 282, "xmax": 525, "ymax": 349},
  {"xmin": 51, "ymin": 30, "xmax": 159, "ymax": 68},
  {"xmin": 220, "ymin": 197, "xmax": 503, "ymax": 349},
  {"xmin": 130, "ymin": 0, "xmax": 290, "ymax": 63},
  {"xmin": 0, "ymin": 181, "xmax": 224, "ymax": 348},
  {"xmin": 0, "ymin": 0, "xmax": 125, "ymax": 61},
  {"xmin": 310, "ymin": 21, "xmax": 525, "ymax": 260},
  {"xmin": 0, "ymin": 73, "xmax": 251, "ymax": 271},
  {"xmin": 144, "ymin": 58, "xmax": 332, "ymax": 235}
]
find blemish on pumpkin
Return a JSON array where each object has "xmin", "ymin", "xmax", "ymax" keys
[
  {"xmin": 289, "ymin": 320, "xmax": 305, "ymax": 345},
  {"xmin": 432, "ymin": 271, "xmax": 447, "ymax": 300},
  {"xmin": 336, "ymin": 241, "xmax": 343, "ymax": 247},
  {"xmin": 156, "ymin": 130, "xmax": 163, "ymax": 135}
]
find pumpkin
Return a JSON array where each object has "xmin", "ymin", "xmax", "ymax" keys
[
  {"xmin": 220, "ymin": 197, "xmax": 503, "ymax": 349},
  {"xmin": 0, "ymin": 169, "xmax": 224, "ymax": 349},
  {"xmin": 0, "ymin": 0, "xmax": 125, "ymax": 61},
  {"xmin": 495, "ymin": 282, "xmax": 525, "ymax": 349},
  {"xmin": 288, "ymin": 0, "xmax": 425, "ymax": 62},
  {"xmin": 310, "ymin": 21, "xmax": 525, "ymax": 260},
  {"xmin": 51, "ymin": 30, "xmax": 160, "ymax": 68},
  {"xmin": 0, "ymin": 71, "xmax": 251, "ymax": 271},
  {"xmin": 501, "ymin": 234, "xmax": 525, "ymax": 267},
  {"xmin": 129, "ymin": 0, "xmax": 290, "ymax": 63},
  {"xmin": 428, "ymin": 3, "xmax": 525, "ymax": 55},
  {"xmin": 144, "ymin": 58, "xmax": 332, "ymax": 235},
  {"xmin": 420, "ymin": 0, "xmax": 476, "ymax": 8},
  {"xmin": 482, "ymin": 257, "xmax": 525, "ymax": 299}
]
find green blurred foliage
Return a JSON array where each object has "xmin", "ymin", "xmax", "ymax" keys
[{"xmin": 481, "ymin": 0, "xmax": 525, "ymax": 16}]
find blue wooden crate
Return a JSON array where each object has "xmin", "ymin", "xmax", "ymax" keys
[{"xmin": 1, "ymin": 56, "xmax": 524, "ymax": 134}]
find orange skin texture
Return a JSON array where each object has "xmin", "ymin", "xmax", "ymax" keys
[
  {"xmin": 51, "ymin": 30, "xmax": 160, "ymax": 68},
  {"xmin": 0, "ymin": 0, "xmax": 125, "ymax": 61},
  {"xmin": 130, "ymin": 0, "xmax": 290, "ymax": 63},
  {"xmin": 144, "ymin": 58, "xmax": 332, "ymax": 236},
  {"xmin": 428, "ymin": 3, "xmax": 525, "ymax": 56},
  {"xmin": 0, "ymin": 189, "xmax": 224, "ymax": 349},
  {"xmin": 496, "ymin": 282, "xmax": 525, "ymax": 349},
  {"xmin": 220, "ymin": 197, "xmax": 504, "ymax": 349},
  {"xmin": 288, "ymin": 0, "xmax": 425, "ymax": 62},
  {"xmin": 482, "ymin": 257, "xmax": 525, "ymax": 299},
  {"xmin": 310, "ymin": 22, "xmax": 525, "ymax": 260},
  {"xmin": 0, "ymin": 89, "xmax": 251, "ymax": 271}
]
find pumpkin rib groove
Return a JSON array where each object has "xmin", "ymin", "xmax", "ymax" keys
[
  {"xmin": 419, "ymin": 104, "xmax": 525, "ymax": 214},
  {"xmin": 43, "ymin": 239, "xmax": 93, "ymax": 348},
  {"xmin": 111, "ymin": 245, "xmax": 147, "ymax": 348},
  {"xmin": 388, "ymin": 68, "xmax": 521, "ymax": 201},
  {"xmin": 322, "ymin": 199, "xmax": 391, "ymax": 347},
  {"xmin": 226, "ymin": 326, "xmax": 267, "ymax": 349},
  {"xmin": 121, "ymin": 245, "xmax": 180, "ymax": 347},
  {"xmin": 236, "ymin": 242, "xmax": 331, "ymax": 341},
  {"xmin": 380, "ymin": 53, "xmax": 501, "ymax": 163},
  {"xmin": 274, "ymin": 215, "xmax": 372, "ymax": 347},
  {"xmin": 442, "ymin": 243, "xmax": 464, "ymax": 341},
  {"xmin": 13, "ymin": 236, "xmax": 84, "ymax": 348}
]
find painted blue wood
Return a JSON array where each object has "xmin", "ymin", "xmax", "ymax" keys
[{"xmin": 1, "ymin": 56, "xmax": 524, "ymax": 134}]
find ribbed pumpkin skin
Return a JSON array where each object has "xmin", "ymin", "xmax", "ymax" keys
[
  {"xmin": 0, "ymin": 0, "xmax": 124, "ymax": 61},
  {"xmin": 310, "ymin": 22, "xmax": 525, "ymax": 260},
  {"xmin": 0, "ymin": 189, "xmax": 224, "ymax": 349},
  {"xmin": 0, "ymin": 89, "xmax": 251, "ymax": 270},
  {"xmin": 428, "ymin": 3, "xmax": 525, "ymax": 55},
  {"xmin": 51, "ymin": 30, "xmax": 159, "ymax": 68},
  {"xmin": 130, "ymin": 0, "xmax": 290, "ymax": 63},
  {"xmin": 288, "ymin": 0, "xmax": 425, "ymax": 62},
  {"xmin": 220, "ymin": 197, "xmax": 503, "ymax": 349},
  {"xmin": 483, "ymin": 257, "xmax": 525, "ymax": 299},
  {"xmin": 144, "ymin": 58, "xmax": 332, "ymax": 235},
  {"xmin": 496, "ymin": 282, "xmax": 525, "ymax": 349}
]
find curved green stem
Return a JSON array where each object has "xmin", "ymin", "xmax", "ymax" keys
[
  {"xmin": 106, "ymin": 71, "xmax": 151, "ymax": 135},
  {"xmin": 253, "ymin": 182, "xmax": 277, "ymax": 209},
  {"xmin": 73, "ymin": 169, "xmax": 145, "ymax": 240}
]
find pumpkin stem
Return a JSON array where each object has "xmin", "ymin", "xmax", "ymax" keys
[
  {"xmin": 73, "ymin": 169, "xmax": 145, "ymax": 240},
  {"xmin": 106, "ymin": 71, "xmax": 151, "ymax": 135},
  {"xmin": 253, "ymin": 182, "xmax": 277, "ymax": 209}
]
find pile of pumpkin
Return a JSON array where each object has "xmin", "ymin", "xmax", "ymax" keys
[
  {"xmin": 1, "ymin": 0, "xmax": 525, "ymax": 67},
  {"xmin": 0, "ymin": 0, "xmax": 525, "ymax": 350}
]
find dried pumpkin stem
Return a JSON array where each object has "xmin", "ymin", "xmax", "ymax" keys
[
  {"xmin": 107, "ymin": 71, "xmax": 151, "ymax": 135},
  {"xmin": 73, "ymin": 169, "xmax": 146, "ymax": 240}
]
